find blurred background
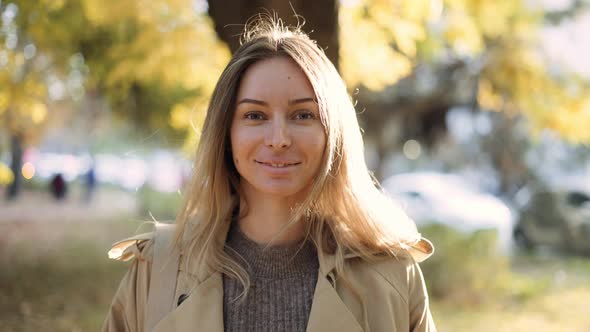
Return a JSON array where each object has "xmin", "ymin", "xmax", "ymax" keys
[{"xmin": 1, "ymin": 0, "xmax": 590, "ymax": 331}]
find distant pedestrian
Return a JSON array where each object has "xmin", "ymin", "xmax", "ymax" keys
[
  {"xmin": 50, "ymin": 173, "xmax": 67, "ymax": 200},
  {"xmin": 83, "ymin": 164, "xmax": 97, "ymax": 203}
]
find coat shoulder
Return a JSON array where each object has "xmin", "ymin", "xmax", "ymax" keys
[
  {"xmin": 361, "ymin": 237, "xmax": 434, "ymax": 303},
  {"xmin": 368, "ymin": 253, "xmax": 417, "ymax": 285},
  {"xmin": 348, "ymin": 252, "xmax": 422, "ymax": 305},
  {"xmin": 108, "ymin": 232, "xmax": 155, "ymax": 262},
  {"xmin": 102, "ymin": 233, "xmax": 155, "ymax": 332}
]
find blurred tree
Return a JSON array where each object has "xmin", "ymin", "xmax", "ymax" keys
[
  {"xmin": 1, "ymin": 0, "xmax": 229, "ymax": 197},
  {"xmin": 544, "ymin": 0, "xmax": 590, "ymax": 24},
  {"xmin": 208, "ymin": 0, "xmax": 590, "ymax": 183},
  {"xmin": 17, "ymin": 0, "xmax": 230, "ymax": 148},
  {"xmin": 338, "ymin": 0, "xmax": 590, "ymax": 180},
  {"xmin": 1, "ymin": 2, "xmax": 50, "ymax": 199},
  {"xmin": 3, "ymin": 0, "xmax": 589, "ymax": 196}
]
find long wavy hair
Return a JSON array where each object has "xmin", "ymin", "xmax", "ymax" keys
[{"xmin": 174, "ymin": 17, "xmax": 421, "ymax": 296}]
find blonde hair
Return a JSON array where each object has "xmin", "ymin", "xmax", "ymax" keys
[{"xmin": 174, "ymin": 17, "xmax": 421, "ymax": 297}]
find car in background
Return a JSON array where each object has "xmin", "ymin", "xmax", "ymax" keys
[
  {"xmin": 382, "ymin": 172, "xmax": 514, "ymax": 252},
  {"xmin": 513, "ymin": 183, "xmax": 590, "ymax": 254}
]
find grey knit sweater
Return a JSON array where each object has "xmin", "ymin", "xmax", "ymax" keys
[{"xmin": 223, "ymin": 224, "xmax": 319, "ymax": 332}]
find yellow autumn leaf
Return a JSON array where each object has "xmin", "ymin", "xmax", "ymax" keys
[
  {"xmin": 0, "ymin": 162, "xmax": 14, "ymax": 186},
  {"xmin": 31, "ymin": 102, "xmax": 47, "ymax": 124},
  {"xmin": 82, "ymin": 0, "xmax": 137, "ymax": 25},
  {"xmin": 444, "ymin": 11, "xmax": 483, "ymax": 55},
  {"xmin": 340, "ymin": 4, "xmax": 415, "ymax": 90},
  {"xmin": 400, "ymin": 0, "xmax": 436, "ymax": 21},
  {"xmin": 170, "ymin": 104, "xmax": 192, "ymax": 130},
  {"xmin": 0, "ymin": 91, "xmax": 9, "ymax": 112},
  {"xmin": 477, "ymin": 79, "xmax": 503, "ymax": 111},
  {"xmin": 391, "ymin": 19, "xmax": 425, "ymax": 57}
]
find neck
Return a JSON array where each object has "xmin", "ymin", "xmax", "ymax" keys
[{"xmin": 237, "ymin": 191, "xmax": 305, "ymax": 246}]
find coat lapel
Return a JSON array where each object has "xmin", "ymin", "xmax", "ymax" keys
[
  {"xmin": 150, "ymin": 224, "xmax": 433, "ymax": 332},
  {"xmin": 151, "ymin": 261, "xmax": 364, "ymax": 332},
  {"xmin": 306, "ymin": 274, "xmax": 364, "ymax": 332},
  {"xmin": 152, "ymin": 273, "xmax": 224, "ymax": 332}
]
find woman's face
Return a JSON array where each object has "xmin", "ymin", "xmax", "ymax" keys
[{"xmin": 230, "ymin": 56, "xmax": 326, "ymax": 202}]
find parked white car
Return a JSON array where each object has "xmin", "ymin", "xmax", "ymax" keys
[{"xmin": 382, "ymin": 172, "xmax": 514, "ymax": 252}]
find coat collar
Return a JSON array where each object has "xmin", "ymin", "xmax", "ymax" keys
[
  {"xmin": 184, "ymin": 221, "xmax": 433, "ymax": 282},
  {"xmin": 154, "ymin": 224, "xmax": 433, "ymax": 332},
  {"xmin": 316, "ymin": 237, "xmax": 434, "ymax": 275},
  {"xmin": 153, "ymin": 260, "xmax": 365, "ymax": 332}
]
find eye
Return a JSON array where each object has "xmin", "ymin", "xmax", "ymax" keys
[
  {"xmin": 294, "ymin": 110, "xmax": 316, "ymax": 120},
  {"xmin": 244, "ymin": 111, "xmax": 265, "ymax": 120}
]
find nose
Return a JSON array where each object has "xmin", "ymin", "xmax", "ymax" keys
[{"xmin": 265, "ymin": 116, "xmax": 291, "ymax": 149}]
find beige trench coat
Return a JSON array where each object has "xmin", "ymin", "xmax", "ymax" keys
[{"xmin": 102, "ymin": 230, "xmax": 436, "ymax": 332}]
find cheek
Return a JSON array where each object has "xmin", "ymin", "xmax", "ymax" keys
[
  {"xmin": 303, "ymin": 131, "xmax": 327, "ymax": 163},
  {"xmin": 311, "ymin": 139, "xmax": 326, "ymax": 157},
  {"xmin": 229, "ymin": 127, "xmax": 241, "ymax": 164},
  {"xmin": 230, "ymin": 127, "xmax": 253, "ymax": 164}
]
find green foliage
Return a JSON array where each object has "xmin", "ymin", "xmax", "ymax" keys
[
  {"xmin": 0, "ymin": 234, "xmax": 129, "ymax": 331},
  {"xmin": 421, "ymin": 224, "xmax": 507, "ymax": 304},
  {"xmin": 420, "ymin": 223, "xmax": 549, "ymax": 306},
  {"xmin": 340, "ymin": 0, "xmax": 590, "ymax": 143},
  {"xmin": 2, "ymin": 0, "xmax": 229, "ymax": 146},
  {"xmin": 137, "ymin": 185, "xmax": 183, "ymax": 221}
]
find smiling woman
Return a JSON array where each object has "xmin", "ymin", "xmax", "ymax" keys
[
  {"xmin": 102, "ymin": 17, "xmax": 436, "ymax": 332},
  {"xmin": 230, "ymin": 56, "xmax": 327, "ymax": 240}
]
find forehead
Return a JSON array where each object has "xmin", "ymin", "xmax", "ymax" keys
[{"xmin": 236, "ymin": 56, "xmax": 316, "ymax": 102}]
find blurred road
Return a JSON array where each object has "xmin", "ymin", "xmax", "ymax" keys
[
  {"xmin": 0, "ymin": 188, "xmax": 140, "ymax": 259},
  {"xmin": 0, "ymin": 188, "xmax": 137, "ymax": 224}
]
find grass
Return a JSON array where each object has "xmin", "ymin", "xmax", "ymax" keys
[
  {"xmin": 432, "ymin": 286, "xmax": 590, "ymax": 332},
  {"xmin": 0, "ymin": 219, "xmax": 139, "ymax": 332},
  {"xmin": 430, "ymin": 253, "xmax": 590, "ymax": 331},
  {"xmin": 137, "ymin": 185, "xmax": 183, "ymax": 221},
  {"xmin": 419, "ymin": 223, "xmax": 590, "ymax": 331},
  {"xmin": 0, "ymin": 242, "xmax": 127, "ymax": 331}
]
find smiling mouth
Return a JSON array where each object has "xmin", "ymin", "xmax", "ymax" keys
[{"xmin": 255, "ymin": 160, "xmax": 301, "ymax": 168}]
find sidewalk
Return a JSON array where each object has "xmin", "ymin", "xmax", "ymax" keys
[
  {"xmin": 0, "ymin": 188, "xmax": 138, "ymax": 223},
  {"xmin": 0, "ymin": 188, "xmax": 140, "ymax": 258}
]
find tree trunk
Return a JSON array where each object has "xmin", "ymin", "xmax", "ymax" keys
[
  {"xmin": 6, "ymin": 134, "xmax": 23, "ymax": 200},
  {"xmin": 207, "ymin": 0, "xmax": 339, "ymax": 69}
]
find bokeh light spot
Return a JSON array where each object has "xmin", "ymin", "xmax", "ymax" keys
[
  {"xmin": 403, "ymin": 139, "xmax": 421, "ymax": 160},
  {"xmin": 22, "ymin": 162, "xmax": 35, "ymax": 180}
]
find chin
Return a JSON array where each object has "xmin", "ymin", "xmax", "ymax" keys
[
  {"xmin": 259, "ymin": 186, "xmax": 301, "ymax": 197},
  {"xmin": 253, "ymin": 182, "xmax": 309, "ymax": 198}
]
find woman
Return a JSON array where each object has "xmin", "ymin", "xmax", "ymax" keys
[{"xmin": 103, "ymin": 18, "xmax": 436, "ymax": 332}]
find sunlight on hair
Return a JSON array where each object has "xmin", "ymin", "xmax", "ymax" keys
[{"xmin": 241, "ymin": 13, "xmax": 303, "ymax": 47}]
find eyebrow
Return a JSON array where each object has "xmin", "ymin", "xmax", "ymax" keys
[
  {"xmin": 236, "ymin": 97, "xmax": 316, "ymax": 106},
  {"xmin": 289, "ymin": 97, "xmax": 316, "ymax": 105}
]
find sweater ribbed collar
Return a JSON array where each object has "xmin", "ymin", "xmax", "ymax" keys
[{"xmin": 224, "ymin": 222, "xmax": 319, "ymax": 279}]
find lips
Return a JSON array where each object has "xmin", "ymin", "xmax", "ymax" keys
[{"xmin": 255, "ymin": 160, "xmax": 301, "ymax": 168}]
